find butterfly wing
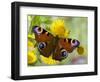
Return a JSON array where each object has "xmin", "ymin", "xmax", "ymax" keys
[
  {"xmin": 32, "ymin": 26, "xmax": 80, "ymax": 61},
  {"xmin": 32, "ymin": 26, "xmax": 55, "ymax": 57},
  {"xmin": 58, "ymin": 38, "xmax": 80, "ymax": 53},
  {"xmin": 52, "ymin": 38, "xmax": 80, "ymax": 61}
]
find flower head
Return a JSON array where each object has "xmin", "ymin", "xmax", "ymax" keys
[
  {"xmin": 28, "ymin": 37, "xmax": 37, "ymax": 64},
  {"xmin": 28, "ymin": 51, "xmax": 37, "ymax": 64},
  {"xmin": 28, "ymin": 34, "xmax": 36, "ymax": 51},
  {"xmin": 77, "ymin": 46, "xmax": 84, "ymax": 55},
  {"xmin": 50, "ymin": 19, "xmax": 70, "ymax": 38},
  {"xmin": 28, "ymin": 40, "xmax": 34, "ymax": 47},
  {"xmin": 28, "ymin": 34, "xmax": 35, "ymax": 39},
  {"xmin": 40, "ymin": 55, "xmax": 59, "ymax": 65}
]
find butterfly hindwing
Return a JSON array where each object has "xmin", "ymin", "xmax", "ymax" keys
[{"xmin": 52, "ymin": 38, "xmax": 80, "ymax": 61}]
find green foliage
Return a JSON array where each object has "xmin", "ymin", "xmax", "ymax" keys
[{"xmin": 28, "ymin": 15, "xmax": 52, "ymax": 34}]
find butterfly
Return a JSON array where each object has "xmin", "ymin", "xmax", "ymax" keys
[{"xmin": 32, "ymin": 26, "xmax": 80, "ymax": 61}]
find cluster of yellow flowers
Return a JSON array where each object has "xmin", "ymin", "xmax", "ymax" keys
[
  {"xmin": 28, "ymin": 51, "xmax": 37, "ymax": 64},
  {"xmin": 40, "ymin": 55, "xmax": 59, "ymax": 65},
  {"xmin": 27, "ymin": 35, "xmax": 37, "ymax": 65},
  {"xmin": 50, "ymin": 19, "xmax": 70, "ymax": 38}
]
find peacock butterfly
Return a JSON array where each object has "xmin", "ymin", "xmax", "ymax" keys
[{"xmin": 32, "ymin": 26, "xmax": 80, "ymax": 61}]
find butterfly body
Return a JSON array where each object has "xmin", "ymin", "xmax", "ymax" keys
[{"xmin": 33, "ymin": 26, "xmax": 80, "ymax": 61}]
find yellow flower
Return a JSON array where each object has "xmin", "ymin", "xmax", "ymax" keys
[
  {"xmin": 28, "ymin": 34, "xmax": 36, "ymax": 51},
  {"xmin": 28, "ymin": 35, "xmax": 37, "ymax": 64},
  {"xmin": 50, "ymin": 19, "xmax": 70, "ymax": 38},
  {"xmin": 28, "ymin": 40, "xmax": 34, "ymax": 47},
  {"xmin": 28, "ymin": 51, "xmax": 37, "ymax": 64},
  {"xmin": 64, "ymin": 30, "xmax": 70, "ymax": 38},
  {"xmin": 77, "ymin": 46, "xmax": 85, "ymax": 55},
  {"xmin": 28, "ymin": 34, "xmax": 35, "ymax": 39},
  {"xmin": 28, "ymin": 40, "xmax": 35, "ymax": 51},
  {"xmin": 40, "ymin": 55, "xmax": 59, "ymax": 65}
]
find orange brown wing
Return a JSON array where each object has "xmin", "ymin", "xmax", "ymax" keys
[
  {"xmin": 32, "ymin": 26, "xmax": 55, "ymax": 57},
  {"xmin": 52, "ymin": 38, "xmax": 80, "ymax": 61}
]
